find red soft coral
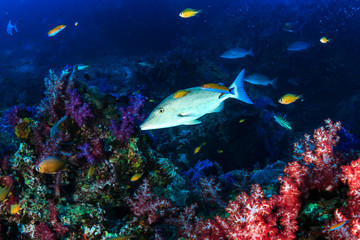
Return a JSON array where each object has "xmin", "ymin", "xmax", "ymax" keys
[
  {"xmin": 125, "ymin": 179, "xmax": 178, "ymax": 232},
  {"xmin": 48, "ymin": 200, "xmax": 69, "ymax": 237}
]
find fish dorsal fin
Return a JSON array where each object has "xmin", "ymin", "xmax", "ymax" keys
[
  {"xmin": 182, "ymin": 119, "xmax": 201, "ymax": 125},
  {"xmin": 211, "ymin": 102, "xmax": 224, "ymax": 113}
]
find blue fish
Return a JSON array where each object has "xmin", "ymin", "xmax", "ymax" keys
[
  {"xmin": 7, "ymin": 20, "xmax": 18, "ymax": 36},
  {"xmin": 287, "ymin": 41, "xmax": 310, "ymax": 51},
  {"xmin": 220, "ymin": 47, "xmax": 254, "ymax": 59}
]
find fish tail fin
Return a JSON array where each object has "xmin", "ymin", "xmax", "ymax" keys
[
  {"xmin": 249, "ymin": 47, "xmax": 254, "ymax": 57},
  {"xmin": 13, "ymin": 21, "xmax": 18, "ymax": 32},
  {"xmin": 197, "ymin": 9, "xmax": 203, "ymax": 14},
  {"xmin": 270, "ymin": 77, "xmax": 278, "ymax": 88},
  {"xmin": 228, "ymin": 69, "xmax": 253, "ymax": 104}
]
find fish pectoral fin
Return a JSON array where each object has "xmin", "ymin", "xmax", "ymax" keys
[
  {"xmin": 178, "ymin": 112, "xmax": 195, "ymax": 117},
  {"xmin": 182, "ymin": 119, "xmax": 202, "ymax": 125},
  {"xmin": 211, "ymin": 102, "xmax": 224, "ymax": 113}
]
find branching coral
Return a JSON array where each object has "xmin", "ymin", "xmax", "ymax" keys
[
  {"xmin": 125, "ymin": 179, "xmax": 178, "ymax": 232},
  {"xmin": 158, "ymin": 119, "xmax": 360, "ymax": 239},
  {"xmin": 110, "ymin": 93, "xmax": 145, "ymax": 144}
]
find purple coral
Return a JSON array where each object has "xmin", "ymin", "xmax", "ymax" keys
[
  {"xmin": 110, "ymin": 93, "xmax": 145, "ymax": 143},
  {"xmin": 77, "ymin": 143, "xmax": 95, "ymax": 165},
  {"xmin": 77, "ymin": 137, "xmax": 103, "ymax": 165},
  {"xmin": 65, "ymin": 89, "xmax": 93, "ymax": 127},
  {"xmin": 183, "ymin": 159, "xmax": 214, "ymax": 182},
  {"xmin": 0, "ymin": 105, "xmax": 36, "ymax": 135}
]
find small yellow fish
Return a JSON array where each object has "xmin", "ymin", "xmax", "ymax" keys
[
  {"xmin": 239, "ymin": 119, "xmax": 246, "ymax": 123},
  {"xmin": 278, "ymin": 94, "xmax": 302, "ymax": 105},
  {"xmin": 329, "ymin": 220, "xmax": 348, "ymax": 231},
  {"xmin": 48, "ymin": 25, "xmax": 66, "ymax": 37},
  {"xmin": 320, "ymin": 37, "xmax": 330, "ymax": 44},
  {"xmin": 0, "ymin": 182, "xmax": 13, "ymax": 201},
  {"xmin": 201, "ymin": 83, "xmax": 232, "ymax": 93},
  {"xmin": 130, "ymin": 173, "xmax": 144, "ymax": 182},
  {"xmin": 74, "ymin": 22, "xmax": 78, "ymax": 26},
  {"xmin": 149, "ymin": 99, "xmax": 156, "ymax": 103},
  {"xmin": 10, "ymin": 203, "xmax": 21, "ymax": 215},
  {"xmin": 87, "ymin": 164, "xmax": 95, "ymax": 178},
  {"xmin": 194, "ymin": 142, "xmax": 206, "ymax": 154},
  {"xmin": 179, "ymin": 8, "xmax": 202, "ymax": 18},
  {"xmin": 194, "ymin": 146, "xmax": 201, "ymax": 154},
  {"xmin": 176, "ymin": 144, "xmax": 184, "ymax": 150},
  {"xmin": 217, "ymin": 149, "xmax": 223, "ymax": 153},
  {"xmin": 36, "ymin": 156, "xmax": 68, "ymax": 174},
  {"xmin": 173, "ymin": 90, "xmax": 190, "ymax": 99}
]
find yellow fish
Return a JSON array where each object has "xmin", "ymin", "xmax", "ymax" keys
[
  {"xmin": 239, "ymin": 119, "xmax": 246, "ymax": 123},
  {"xmin": 217, "ymin": 149, "xmax": 223, "ymax": 153},
  {"xmin": 36, "ymin": 156, "xmax": 68, "ymax": 174},
  {"xmin": 201, "ymin": 83, "xmax": 232, "ymax": 93},
  {"xmin": 0, "ymin": 182, "xmax": 13, "ymax": 201},
  {"xmin": 179, "ymin": 8, "xmax": 202, "ymax": 18},
  {"xmin": 10, "ymin": 203, "xmax": 21, "ymax": 215},
  {"xmin": 329, "ymin": 220, "xmax": 348, "ymax": 231},
  {"xmin": 278, "ymin": 94, "xmax": 302, "ymax": 104},
  {"xmin": 176, "ymin": 144, "xmax": 184, "ymax": 150},
  {"xmin": 173, "ymin": 90, "xmax": 189, "ymax": 99},
  {"xmin": 194, "ymin": 142, "xmax": 206, "ymax": 154},
  {"xmin": 320, "ymin": 37, "xmax": 330, "ymax": 44},
  {"xmin": 130, "ymin": 173, "xmax": 144, "ymax": 182},
  {"xmin": 48, "ymin": 25, "xmax": 66, "ymax": 37},
  {"xmin": 87, "ymin": 164, "xmax": 95, "ymax": 178}
]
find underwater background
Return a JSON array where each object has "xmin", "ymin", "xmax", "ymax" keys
[{"xmin": 1, "ymin": 0, "xmax": 360, "ymax": 239}]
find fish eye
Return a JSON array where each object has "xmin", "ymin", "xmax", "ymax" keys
[
  {"xmin": 35, "ymin": 166, "xmax": 41, "ymax": 172},
  {"xmin": 158, "ymin": 108, "xmax": 164, "ymax": 113}
]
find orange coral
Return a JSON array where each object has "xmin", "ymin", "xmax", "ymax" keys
[{"xmin": 15, "ymin": 118, "xmax": 33, "ymax": 139}]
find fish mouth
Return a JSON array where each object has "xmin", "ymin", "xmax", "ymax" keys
[
  {"xmin": 140, "ymin": 121, "xmax": 157, "ymax": 131},
  {"xmin": 140, "ymin": 124, "xmax": 152, "ymax": 131},
  {"xmin": 140, "ymin": 122, "xmax": 172, "ymax": 131}
]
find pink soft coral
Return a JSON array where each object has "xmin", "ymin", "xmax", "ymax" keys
[{"xmin": 125, "ymin": 179, "xmax": 178, "ymax": 232}]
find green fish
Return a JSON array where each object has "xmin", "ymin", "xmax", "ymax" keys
[
  {"xmin": 140, "ymin": 69, "xmax": 253, "ymax": 130},
  {"xmin": 273, "ymin": 113, "xmax": 292, "ymax": 130},
  {"xmin": 76, "ymin": 64, "xmax": 89, "ymax": 71}
]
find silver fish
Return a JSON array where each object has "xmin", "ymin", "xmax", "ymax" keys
[
  {"xmin": 140, "ymin": 69, "xmax": 253, "ymax": 130},
  {"xmin": 7, "ymin": 20, "xmax": 18, "ymax": 36},
  {"xmin": 287, "ymin": 41, "xmax": 310, "ymax": 51},
  {"xmin": 220, "ymin": 47, "xmax": 254, "ymax": 59},
  {"xmin": 244, "ymin": 73, "xmax": 278, "ymax": 87}
]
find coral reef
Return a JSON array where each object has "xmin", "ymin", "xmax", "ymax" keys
[
  {"xmin": 0, "ymin": 67, "xmax": 178, "ymax": 239},
  {"xmin": 157, "ymin": 119, "xmax": 360, "ymax": 239},
  {"xmin": 1, "ymin": 65, "xmax": 360, "ymax": 240}
]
